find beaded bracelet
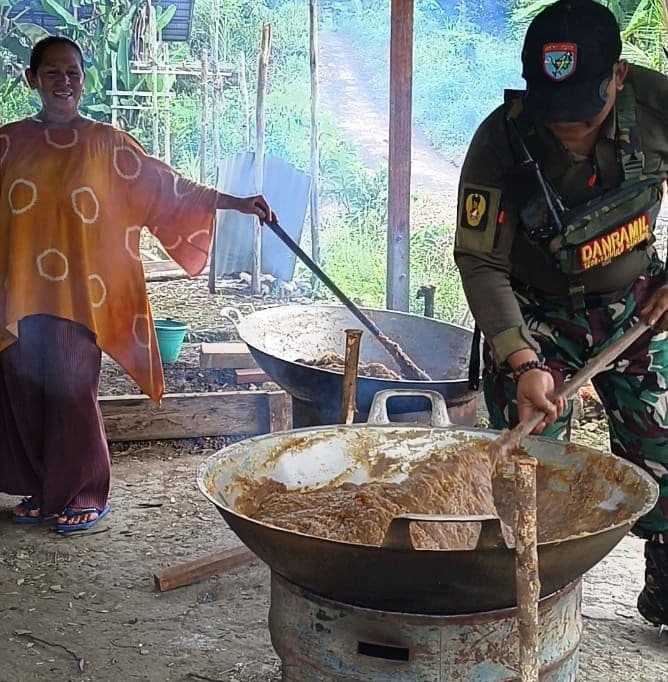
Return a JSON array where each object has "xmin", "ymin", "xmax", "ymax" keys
[{"xmin": 511, "ymin": 360, "xmax": 550, "ymax": 382}]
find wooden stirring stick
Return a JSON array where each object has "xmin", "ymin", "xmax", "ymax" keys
[
  {"xmin": 263, "ymin": 218, "xmax": 432, "ymax": 381},
  {"xmin": 487, "ymin": 320, "xmax": 651, "ymax": 466},
  {"xmin": 488, "ymin": 320, "xmax": 651, "ymax": 682},
  {"xmin": 341, "ymin": 329, "xmax": 363, "ymax": 424}
]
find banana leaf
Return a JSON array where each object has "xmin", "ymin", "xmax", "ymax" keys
[
  {"xmin": 156, "ymin": 4, "xmax": 176, "ymax": 31},
  {"xmin": 39, "ymin": 0, "xmax": 83, "ymax": 28},
  {"xmin": 15, "ymin": 22, "xmax": 50, "ymax": 44}
]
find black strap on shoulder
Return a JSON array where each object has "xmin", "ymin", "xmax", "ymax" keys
[
  {"xmin": 616, "ymin": 82, "xmax": 644, "ymax": 181},
  {"xmin": 468, "ymin": 324, "xmax": 482, "ymax": 391}
]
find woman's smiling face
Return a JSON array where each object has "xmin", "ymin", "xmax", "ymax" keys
[{"xmin": 26, "ymin": 42, "xmax": 85, "ymax": 121}]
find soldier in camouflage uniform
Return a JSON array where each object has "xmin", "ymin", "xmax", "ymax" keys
[{"xmin": 454, "ymin": 0, "xmax": 668, "ymax": 626}]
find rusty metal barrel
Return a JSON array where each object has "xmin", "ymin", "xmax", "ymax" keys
[{"xmin": 269, "ymin": 572, "xmax": 582, "ymax": 682}]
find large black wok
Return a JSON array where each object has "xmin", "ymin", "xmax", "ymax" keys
[
  {"xmin": 235, "ymin": 304, "xmax": 475, "ymax": 417},
  {"xmin": 198, "ymin": 390, "xmax": 658, "ymax": 615}
]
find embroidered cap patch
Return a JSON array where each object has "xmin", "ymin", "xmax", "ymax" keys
[{"xmin": 543, "ymin": 43, "xmax": 577, "ymax": 82}]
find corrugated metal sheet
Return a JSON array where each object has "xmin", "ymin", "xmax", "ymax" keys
[
  {"xmin": 214, "ymin": 152, "xmax": 312, "ymax": 282},
  {"xmin": 10, "ymin": 0, "xmax": 194, "ymax": 43},
  {"xmin": 155, "ymin": 0, "xmax": 194, "ymax": 42}
]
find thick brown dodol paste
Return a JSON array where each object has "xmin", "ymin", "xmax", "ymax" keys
[
  {"xmin": 236, "ymin": 439, "xmax": 632, "ymax": 549},
  {"xmin": 297, "ymin": 352, "xmax": 401, "ymax": 380},
  {"xmin": 237, "ymin": 443, "xmax": 499, "ymax": 550}
]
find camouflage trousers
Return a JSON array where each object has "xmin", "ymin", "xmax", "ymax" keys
[{"xmin": 483, "ymin": 265, "xmax": 668, "ymax": 543}]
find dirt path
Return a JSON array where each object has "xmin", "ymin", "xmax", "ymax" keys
[{"xmin": 319, "ymin": 30, "xmax": 461, "ymax": 200}]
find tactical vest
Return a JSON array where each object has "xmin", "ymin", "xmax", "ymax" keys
[{"xmin": 504, "ymin": 83, "xmax": 665, "ymax": 310}]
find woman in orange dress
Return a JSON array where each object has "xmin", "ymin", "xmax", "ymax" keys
[{"xmin": 0, "ymin": 36, "xmax": 275, "ymax": 532}]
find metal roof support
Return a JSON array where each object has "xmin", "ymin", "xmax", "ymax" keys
[{"xmin": 386, "ymin": 0, "xmax": 413, "ymax": 312}]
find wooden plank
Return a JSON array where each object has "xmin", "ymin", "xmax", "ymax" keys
[
  {"xmin": 386, "ymin": 0, "xmax": 414, "ymax": 312},
  {"xmin": 153, "ymin": 546, "xmax": 258, "ymax": 592},
  {"xmin": 142, "ymin": 259, "xmax": 181, "ymax": 274},
  {"xmin": 199, "ymin": 341, "xmax": 258, "ymax": 369},
  {"xmin": 268, "ymin": 391, "xmax": 293, "ymax": 431},
  {"xmin": 100, "ymin": 390, "xmax": 283, "ymax": 441},
  {"xmin": 234, "ymin": 367, "xmax": 270, "ymax": 384}
]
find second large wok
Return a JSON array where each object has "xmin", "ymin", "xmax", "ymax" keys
[
  {"xmin": 235, "ymin": 305, "xmax": 474, "ymax": 416},
  {"xmin": 198, "ymin": 390, "xmax": 658, "ymax": 615}
]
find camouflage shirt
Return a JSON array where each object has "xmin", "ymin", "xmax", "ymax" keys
[{"xmin": 454, "ymin": 64, "xmax": 668, "ymax": 363}]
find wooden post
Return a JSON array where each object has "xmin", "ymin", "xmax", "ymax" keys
[
  {"xmin": 238, "ymin": 51, "xmax": 251, "ymax": 150},
  {"xmin": 252, "ymin": 24, "xmax": 271, "ymax": 295},
  {"xmin": 309, "ymin": 0, "xmax": 321, "ymax": 289},
  {"xmin": 341, "ymin": 329, "xmax": 362, "ymax": 424},
  {"xmin": 208, "ymin": 167, "xmax": 219, "ymax": 294},
  {"xmin": 164, "ymin": 65, "xmax": 171, "ymax": 165},
  {"xmin": 386, "ymin": 0, "xmax": 414, "ymax": 312},
  {"xmin": 212, "ymin": 0, "xmax": 222, "ymax": 172},
  {"xmin": 208, "ymin": 1, "xmax": 222, "ymax": 295},
  {"xmin": 151, "ymin": 58, "xmax": 160, "ymax": 157},
  {"xmin": 111, "ymin": 51, "xmax": 119, "ymax": 127},
  {"xmin": 200, "ymin": 50, "xmax": 209, "ymax": 184},
  {"xmin": 515, "ymin": 456, "xmax": 540, "ymax": 682}
]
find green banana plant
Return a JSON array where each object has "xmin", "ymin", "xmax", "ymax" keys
[{"xmin": 0, "ymin": 0, "xmax": 179, "ymax": 121}]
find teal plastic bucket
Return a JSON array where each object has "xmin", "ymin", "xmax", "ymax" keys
[{"xmin": 154, "ymin": 319, "xmax": 188, "ymax": 364}]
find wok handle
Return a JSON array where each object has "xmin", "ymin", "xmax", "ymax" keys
[
  {"xmin": 220, "ymin": 306, "xmax": 245, "ymax": 330},
  {"xmin": 367, "ymin": 389, "xmax": 451, "ymax": 428},
  {"xmin": 381, "ymin": 514, "xmax": 508, "ymax": 551}
]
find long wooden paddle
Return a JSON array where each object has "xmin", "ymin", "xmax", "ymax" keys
[
  {"xmin": 487, "ymin": 320, "xmax": 652, "ymax": 682},
  {"xmin": 263, "ymin": 218, "xmax": 432, "ymax": 381},
  {"xmin": 488, "ymin": 320, "xmax": 651, "ymax": 464}
]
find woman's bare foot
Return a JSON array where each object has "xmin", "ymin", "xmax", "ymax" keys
[
  {"xmin": 56, "ymin": 504, "xmax": 110, "ymax": 533},
  {"xmin": 12, "ymin": 497, "xmax": 41, "ymax": 520},
  {"xmin": 57, "ymin": 508, "xmax": 99, "ymax": 526}
]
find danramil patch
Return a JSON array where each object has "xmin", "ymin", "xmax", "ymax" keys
[{"xmin": 579, "ymin": 213, "xmax": 650, "ymax": 271}]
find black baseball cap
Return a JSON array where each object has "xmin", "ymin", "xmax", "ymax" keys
[{"xmin": 521, "ymin": 0, "xmax": 622, "ymax": 123}]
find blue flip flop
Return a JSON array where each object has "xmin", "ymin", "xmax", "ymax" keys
[
  {"xmin": 56, "ymin": 503, "xmax": 111, "ymax": 533},
  {"xmin": 11, "ymin": 497, "xmax": 55, "ymax": 525}
]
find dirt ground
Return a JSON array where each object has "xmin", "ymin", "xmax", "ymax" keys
[
  {"xmin": 1, "ymin": 275, "xmax": 666, "ymax": 681},
  {"xmin": 1, "ymin": 448, "xmax": 667, "ymax": 682}
]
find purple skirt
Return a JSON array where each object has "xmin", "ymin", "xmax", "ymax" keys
[{"xmin": 0, "ymin": 315, "xmax": 110, "ymax": 515}]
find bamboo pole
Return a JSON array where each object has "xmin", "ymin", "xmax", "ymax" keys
[
  {"xmin": 151, "ymin": 58, "xmax": 160, "ymax": 157},
  {"xmin": 238, "ymin": 51, "xmax": 251, "ymax": 150},
  {"xmin": 164, "ymin": 50, "xmax": 171, "ymax": 165},
  {"xmin": 341, "ymin": 329, "xmax": 362, "ymax": 425},
  {"xmin": 212, "ymin": 0, "xmax": 222, "ymax": 170},
  {"xmin": 208, "ymin": 1, "xmax": 222, "ymax": 295},
  {"xmin": 252, "ymin": 24, "xmax": 272, "ymax": 295},
  {"xmin": 200, "ymin": 50, "xmax": 209, "ymax": 184},
  {"xmin": 309, "ymin": 0, "xmax": 321, "ymax": 289},
  {"xmin": 514, "ymin": 456, "xmax": 540, "ymax": 682},
  {"xmin": 111, "ymin": 51, "xmax": 119, "ymax": 127},
  {"xmin": 209, "ymin": 166, "xmax": 219, "ymax": 295}
]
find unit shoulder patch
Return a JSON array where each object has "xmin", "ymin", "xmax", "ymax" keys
[{"xmin": 456, "ymin": 183, "xmax": 502, "ymax": 253}]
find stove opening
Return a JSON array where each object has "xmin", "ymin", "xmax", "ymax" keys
[{"xmin": 357, "ymin": 641, "xmax": 410, "ymax": 662}]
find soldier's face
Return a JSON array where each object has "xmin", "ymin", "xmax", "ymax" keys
[{"xmin": 546, "ymin": 60, "xmax": 629, "ymax": 141}]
